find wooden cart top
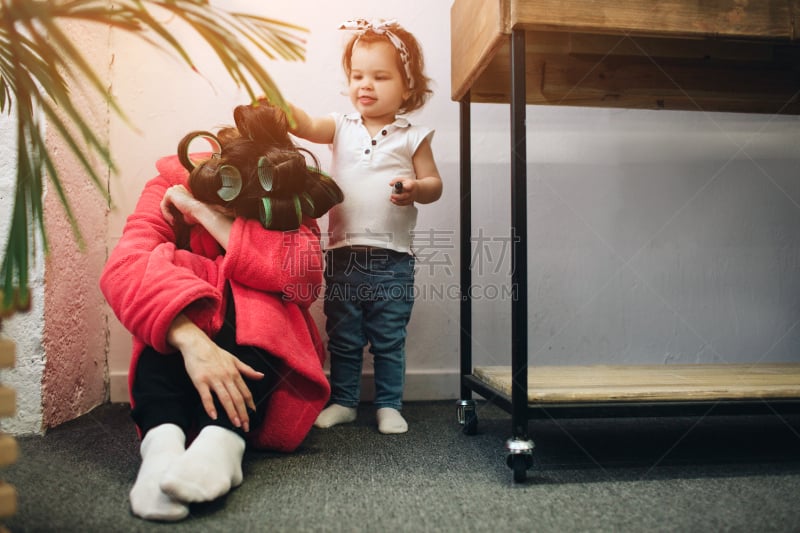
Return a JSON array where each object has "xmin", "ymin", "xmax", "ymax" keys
[{"xmin": 451, "ymin": 0, "xmax": 800, "ymax": 113}]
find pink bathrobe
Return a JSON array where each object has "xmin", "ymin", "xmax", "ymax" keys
[{"xmin": 100, "ymin": 155, "xmax": 330, "ymax": 452}]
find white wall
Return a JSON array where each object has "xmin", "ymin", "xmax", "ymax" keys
[
  {"xmin": 0, "ymin": 105, "xmax": 46, "ymax": 434},
  {"xmin": 469, "ymin": 106, "xmax": 800, "ymax": 369},
  {"xmin": 105, "ymin": 0, "xmax": 800, "ymax": 403}
]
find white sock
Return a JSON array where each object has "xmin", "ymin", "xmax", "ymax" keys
[
  {"xmin": 313, "ymin": 404, "xmax": 357, "ymax": 428},
  {"xmin": 160, "ymin": 425, "xmax": 245, "ymax": 503},
  {"xmin": 377, "ymin": 407, "xmax": 408, "ymax": 434},
  {"xmin": 129, "ymin": 423, "xmax": 189, "ymax": 521}
]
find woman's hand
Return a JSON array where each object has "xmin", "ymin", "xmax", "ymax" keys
[
  {"xmin": 161, "ymin": 184, "xmax": 204, "ymax": 225},
  {"xmin": 161, "ymin": 185, "xmax": 234, "ymax": 249},
  {"xmin": 167, "ymin": 314, "xmax": 264, "ymax": 432}
]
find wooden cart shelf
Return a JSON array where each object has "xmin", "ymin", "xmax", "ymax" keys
[
  {"xmin": 451, "ymin": 0, "xmax": 800, "ymax": 481},
  {"xmin": 452, "ymin": 0, "xmax": 800, "ymax": 114},
  {"xmin": 472, "ymin": 363, "xmax": 800, "ymax": 403}
]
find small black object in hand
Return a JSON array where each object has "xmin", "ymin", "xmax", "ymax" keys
[{"xmin": 393, "ymin": 182, "xmax": 403, "ymax": 194}]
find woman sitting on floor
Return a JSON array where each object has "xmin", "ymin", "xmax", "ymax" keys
[{"xmin": 100, "ymin": 99, "xmax": 342, "ymax": 521}]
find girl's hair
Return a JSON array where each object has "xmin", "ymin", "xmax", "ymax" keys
[
  {"xmin": 177, "ymin": 98, "xmax": 343, "ymax": 231},
  {"xmin": 341, "ymin": 23, "xmax": 431, "ymax": 114}
]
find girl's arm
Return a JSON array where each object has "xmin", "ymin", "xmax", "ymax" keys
[
  {"xmin": 288, "ymin": 103, "xmax": 336, "ymax": 144},
  {"xmin": 391, "ymin": 138, "xmax": 443, "ymax": 206}
]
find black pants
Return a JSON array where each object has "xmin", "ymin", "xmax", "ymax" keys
[{"xmin": 131, "ymin": 301, "xmax": 279, "ymax": 439}]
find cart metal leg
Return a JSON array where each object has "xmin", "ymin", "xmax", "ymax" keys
[
  {"xmin": 507, "ymin": 27, "xmax": 534, "ymax": 483},
  {"xmin": 456, "ymin": 31, "xmax": 535, "ymax": 481},
  {"xmin": 457, "ymin": 93, "xmax": 478, "ymax": 435}
]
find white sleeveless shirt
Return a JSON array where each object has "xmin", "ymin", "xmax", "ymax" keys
[{"xmin": 326, "ymin": 112, "xmax": 434, "ymax": 253}]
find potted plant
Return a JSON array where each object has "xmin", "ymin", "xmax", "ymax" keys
[{"xmin": 0, "ymin": 0, "xmax": 306, "ymax": 317}]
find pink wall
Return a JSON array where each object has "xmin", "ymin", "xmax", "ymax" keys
[
  {"xmin": 40, "ymin": 164, "xmax": 108, "ymax": 428},
  {"xmin": 39, "ymin": 21, "xmax": 110, "ymax": 429}
]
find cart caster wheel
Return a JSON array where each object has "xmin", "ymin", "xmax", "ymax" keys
[
  {"xmin": 507, "ymin": 453, "xmax": 533, "ymax": 483},
  {"xmin": 456, "ymin": 399, "xmax": 478, "ymax": 435},
  {"xmin": 505, "ymin": 438, "xmax": 535, "ymax": 483},
  {"xmin": 463, "ymin": 413, "xmax": 478, "ymax": 435}
]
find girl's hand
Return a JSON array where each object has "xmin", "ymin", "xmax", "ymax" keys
[
  {"xmin": 167, "ymin": 315, "xmax": 264, "ymax": 432},
  {"xmin": 287, "ymin": 102, "xmax": 336, "ymax": 144},
  {"xmin": 161, "ymin": 185, "xmax": 205, "ymax": 226},
  {"xmin": 390, "ymin": 178, "xmax": 415, "ymax": 206}
]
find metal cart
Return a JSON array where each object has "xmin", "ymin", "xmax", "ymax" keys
[{"xmin": 451, "ymin": 0, "xmax": 800, "ymax": 482}]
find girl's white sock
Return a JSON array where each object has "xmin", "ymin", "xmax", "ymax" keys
[
  {"xmin": 313, "ymin": 404, "xmax": 357, "ymax": 428},
  {"xmin": 377, "ymin": 407, "xmax": 408, "ymax": 434},
  {"xmin": 160, "ymin": 425, "xmax": 245, "ymax": 503},
  {"xmin": 129, "ymin": 423, "xmax": 189, "ymax": 521}
]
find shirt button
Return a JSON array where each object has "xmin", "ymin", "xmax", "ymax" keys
[
  {"xmin": 371, "ymin": 140, "xmax": 377, "ymax": 146},
  {"xmin": 364, "ymin": 149, "xmax": 370, "ymax": 154},
  {"xmin": 381, "ymin": 130, "xmax": 387, "ymax": 136}
]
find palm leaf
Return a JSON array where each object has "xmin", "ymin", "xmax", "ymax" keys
[{"xmin": 0, "ymin": 0, "xmax": 308, "ymax": 314}]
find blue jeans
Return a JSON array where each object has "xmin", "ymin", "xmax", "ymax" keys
[{"xmin": 324, "ymin": 247, "xmax": 415, "ymax": 410}]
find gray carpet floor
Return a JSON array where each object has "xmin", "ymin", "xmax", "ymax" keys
[{"xmin": 2, "ymin": 400, "xmax": 800, "ymax": 532}]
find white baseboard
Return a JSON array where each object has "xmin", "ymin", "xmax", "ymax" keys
[
  {"xmin": 364, "ymin": 369, "xmax": 461, "ymax": 401},
  {"xmin": 110, "ymin": 371, "xmax": 129, "ymax": 403},
  {"xmin": 110, "ymin": 369, "xmax": 461, "ymax": 404}
]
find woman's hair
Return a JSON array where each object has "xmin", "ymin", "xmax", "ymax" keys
[
  {"xmin": 177, "ymin": 98, "xmax": 343, "ymax": 231},
  {"xmin": 341, "ymin": 22, "xmax": 432, "ymax": 114}
]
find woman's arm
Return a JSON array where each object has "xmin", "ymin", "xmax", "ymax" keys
[
  {"xmin": 288, "ymin": 103, "xmax": 336, "ymax": 144},
  {"xmin": 100, "ymin": 172, "xmax": 224, "ymax": 353},
  {"xmin": 161, "ymin": 178, "xmax": 324, "ymax": 306},
  {"xmin": 223, "ymin": 220, "xmax": 324, "ymax": 307}
]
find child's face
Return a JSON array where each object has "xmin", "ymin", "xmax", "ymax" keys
[{"xmin": 348, "ymin": 41, "xmax": 410, "ymax": 126}]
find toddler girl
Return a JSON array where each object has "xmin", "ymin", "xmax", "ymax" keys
[{"xmin": 290, "ymin": 18, "xmax": 442, "ymax": 434}]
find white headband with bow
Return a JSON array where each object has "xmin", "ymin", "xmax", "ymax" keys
[{"xmin": 339, "ymin": 18, "xmax": 414, "ymax": 89}]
